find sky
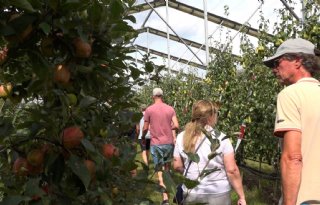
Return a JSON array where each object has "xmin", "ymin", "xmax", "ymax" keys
[{"xmin": 129, "ymin": 0, "xmax": 303, "ymax": 78}]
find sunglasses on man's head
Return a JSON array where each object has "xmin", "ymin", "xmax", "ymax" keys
[{"xmin": 273, "ymin": 54, "xmax": 298, "ymax": 68}]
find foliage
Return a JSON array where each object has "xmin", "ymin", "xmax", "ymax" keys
[{"xmin": 0, "ymin": 0, "xmax": 153, "ymax": 204}]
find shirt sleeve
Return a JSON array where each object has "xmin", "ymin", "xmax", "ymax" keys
[
  {"xmin": 144, "ymin": 108, "xmax": 150, "ymax": 123},
  {"xmin": 218, "ymin": 133, "xmax": 234, "ymax": 155},
  {"xmin": 274, "ymin": 89, "xmax": 301, "ymax": 137},
  {"xmin": 173, "ymin": 132, "xmax": 184, "ymax": 157}
]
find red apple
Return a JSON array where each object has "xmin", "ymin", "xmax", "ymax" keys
[
  {"xmin": 13, "ymin": 157, "xmax": 31, "ymax": 176},
  {"xmin": 84, "ymin": 159, "xmax": 96, "ymax": 180},
  {"xmin": 61, "ymin": 126, "xmax": 84, "ymax": 149},
  {"xmin": 54, "ymin": 64, "xmax": 71, "ymax": 84},
  {"xmin": 27, "ymin": 149, "xmax": 44, "ymax": 167},
  {"xmin": 73, "ymin": 37, "xmax": 92, "ymax": 58},
  {"xmin": 102, "ymin": 143, "xmax": 119, "ymax": 159}
]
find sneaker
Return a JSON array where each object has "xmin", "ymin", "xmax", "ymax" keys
[{"xmin": 161, "ymin": 200, "xmax": 169, "ymax": 205}]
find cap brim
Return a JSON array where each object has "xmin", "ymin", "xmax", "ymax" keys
[{"xmin": 263, "ymin": 53, "xmax": 282, "ymax": 68}]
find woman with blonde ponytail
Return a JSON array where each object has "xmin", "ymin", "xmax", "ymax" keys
[{"xmin": 173, "ymin": 100, "xmax": 246, "ymax": 205}]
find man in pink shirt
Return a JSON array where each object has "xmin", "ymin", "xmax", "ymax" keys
[{"xmin": 142, "ymin": 87, "xmax": 179, "ymax": 205}]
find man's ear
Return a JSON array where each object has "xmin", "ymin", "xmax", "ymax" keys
[{"xmin": 294, "ymin": 58, "xmax": 303, "ymax": 69}]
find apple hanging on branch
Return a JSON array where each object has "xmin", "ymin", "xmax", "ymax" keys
[
  {"xmin": 54, "ymin": 64, "xmax": 71, "ymax": 84},
  {"xmin": 61, "ymin": 126, "xmax": 85, "ymax": 149},
  {"xmin": 102, "ymin": 143, "xmax": 119, "ymax": 159},
  {"xmin": 72, "ymin": 37, "xmax": 92, "ymax": 58}
]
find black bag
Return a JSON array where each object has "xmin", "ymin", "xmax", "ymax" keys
[{"xmin": 173, "ymin": 184, "xmax": 183, "ymax": 204}]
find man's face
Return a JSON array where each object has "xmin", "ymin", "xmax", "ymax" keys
[{"xmin": 272, "ymin": 56, "xmax": 297, "ymax": 85}]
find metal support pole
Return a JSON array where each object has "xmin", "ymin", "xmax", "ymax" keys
[
  {"xmin": 144, "ymin": 0, "xmax": 205, "ymax": 66},
  {"xmin": 165, "ymin": 0, "xmax": 171, "ymax": 71},
  {"xmin": 221, "ymin": 1, "xmax": 263, "ymax": 53},
  {"xmin": 176, "ymin": 22, "xmax": 223, "ymax": 70},
  {"xmin": 142, "ymin": 10, "xmax": 153, "ymax": 28},
  {"xmin": 131, "ymin": 9, "xmax": 153, "ymax": 46},
  {"xmin": 135, "ymin": 46, "xmax": 138, "ymax": 65},
  {"xmin": 300, "ymin": 0, "xmax": 305, "ymax": 26},
  {"xmin": 147, "ymin": 27, "xmax": 150, "ymax": 53},
  {"xmin": 203, "ymin": 0, "xmax": 209, "ymax": 66},
  {"xmin": 279, "ymin": 0, "xmax": 300, "ymax": 22}
]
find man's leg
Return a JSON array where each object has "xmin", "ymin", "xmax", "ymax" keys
[
  {"xmin": 161, "ymin": 144, "xmax": 174, "ymax": 204},
  {"xmin": 139, "ymin": 139, "xmax": 148, "ymax": 166},
  {"xmin": 158, "ymin": 168, "xmax": 169, "ymax": 202}
]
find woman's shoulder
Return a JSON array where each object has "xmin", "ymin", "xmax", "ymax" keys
[
  {"xmin": 176, "ymin": 131, "xmax": 185, "ymax": 144},
  {"xmin": 206, "ymin": 127, "xmax": 226, "ymax": 139},
  {"xmin": 177, "ymin": 130, "xmax": 185, "ymax": 139}
]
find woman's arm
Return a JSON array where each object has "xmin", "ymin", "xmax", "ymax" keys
[
  {"xmin": 173, "ymin": 156, "xmax": 184, "ymax": 174},
  {"xmin": 224, "ymin": 153, "xmax": 246, "ymax": 205}
]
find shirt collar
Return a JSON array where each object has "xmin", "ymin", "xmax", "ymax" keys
[{"xmin": 296, "ymin": 77, "xmax": 319, "ymax": 84}]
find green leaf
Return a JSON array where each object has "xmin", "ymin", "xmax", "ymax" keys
[
  {"xmin": 87, "ymin": 1, "xmax": 103, "ymax": 23},
  {"xmin": 162, "ymin": 171, "xmax": 177, "ymax": 196},
  {"xmin": 184, "ymin": 152, "xmax": 200, "ymax": 163},
  {"xmin": 99, "ymin": 193, "xmax": 112, "ymax": 205},
  {"xmin": 11, "ymin": 0, "xmax": 35, "ymax": 12},
  {"xmin": 208, "ymin": 152, "xmax": 221, "ymax": 160},
  {"xmin": 199, "ymin": 168, "xmax": 221, "ymax": 180},
  {"xmin": 27, "ymin": 51, "xmax": 50, "ymax": 79},
  {"xmin": 183, "ymin": 177, "xmax": 199, "ymax": 189},
  {"xmin": 0, "ymin": 196, "xmax": 28, "ymax": 205},
  {"xmin": 24, "ymin": 178, "xmax": 44, "ymax": 197},
  {"xmin": 145, "ymin": 62, "xmax": 154, "ymax": 72},
  {"xmin": 0, "ymin": 99, "xmax": 4, "ymax": 112},
  {"xmin": 110, "ymin": 0, "xmax": 124, "ymax": 19},
  {"xmin": 77, "ymin": 65, "xmax": 93, "ymax": 73},
  {"xmin": 39, "ymin": 22, "xmax": 51, "ymax": 35},
  {"xmin": 48, "ymin": 0, "xmax": 59, "ymax": 11},
  {"xmin": 66, "ymin": 154, "xmax": 90, "ymax": 189},
  {"xmin": 130, "ymin": 66, "xmax": 141, "ymax": 80},
  {"xmin": 79, "ymin": 96, "xmax": 97, "ymax": 108},
  {"xmin": 124, "ymin": 15, "xmax": 136, "ymax": 23},
  {"xmin": 81, "ymin": 138, "xmax": 95, "ymax": 152},
  {"xmin": 0, "ymin": 25, "xmax": 16, "ymax": 36},
  {"xmin": 28, "ymin": 0, "xmax": 42, "ymax": 10}
]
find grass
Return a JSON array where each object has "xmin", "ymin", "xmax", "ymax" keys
[{"xmin": 131, "ymin": 148, "xmax": 281, "ymax": 205}]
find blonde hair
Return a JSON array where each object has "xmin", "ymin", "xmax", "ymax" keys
[{"xmin": 183, "ymin": 100, "xmax": 219, "ymax": 153}]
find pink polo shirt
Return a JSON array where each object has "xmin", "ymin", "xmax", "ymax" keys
[{"xmin": 144, "ymin": 102, "xmax": 176, "ymax": 145}]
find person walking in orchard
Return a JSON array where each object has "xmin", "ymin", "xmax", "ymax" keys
[
  {"xmin": 263, "ymin": 38, "xmax": 320, "ymax": 205},
  {"xmin": 173, "ymin": 100, "xmax": 246, "ymax": 205},
  {"xmin": 142, "ymin": 87, "xmax": 179, "ymax": 205},
  {"xmin": 136, "ymin": 104, "xmax": 151, "ymax": 167}
]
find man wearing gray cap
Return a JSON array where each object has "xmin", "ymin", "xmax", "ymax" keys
[
  {"xmin": 263, "ymin": 38, "xmax": 320, "ymax": 205},
  {"xmin": 142, "ymin": 87, "xmax": 179, "ymax": 205}
]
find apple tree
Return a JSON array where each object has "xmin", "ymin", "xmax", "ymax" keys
[{"xmin": 0, "ymin": 0, "xmax": 154, "ymax": 204}]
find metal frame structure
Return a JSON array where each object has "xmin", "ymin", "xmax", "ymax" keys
[{"xmin": 130, "ymin": 0, "xmax": 301, "ymax": 74}]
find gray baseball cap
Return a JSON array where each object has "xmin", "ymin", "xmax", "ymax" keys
[
  {"xmin": 152, "ymin": 87, "xmax": 163, "ymax": 96},
  {"xmin": 263, "ymin": 38, "xmax": 315, "ymax": 68}
]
